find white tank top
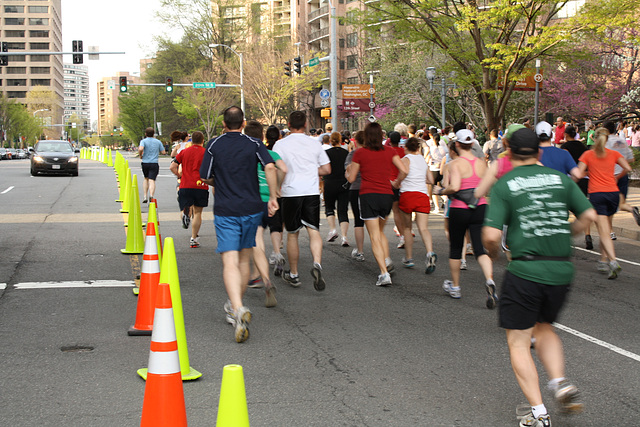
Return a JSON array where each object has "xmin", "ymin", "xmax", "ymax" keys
[{"xmin": 400, "ymin": 154, "xmax": 429, "ymax": 194}]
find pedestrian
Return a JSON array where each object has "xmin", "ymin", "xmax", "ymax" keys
[
  {"xmin": 324, "ymin": 131, "xmax": 350, "ymax": 246},
  {"xmin": 435, "ymin": 129, "xmax": 496, "ymax": 308},
  {"xmin": 483, "ymin": 127, "xmax": 595, "ymax": 427},
  {"xmin": 425, "ymin": 127, "xmax": 448, "ymax": 214},
  {"xmin": 631, "ymin": 124, "xmax": 640, "ymax": 149},
  {"xmin": 535, "ymin": 121, "xmax": 580, "ymax": 180},
  {"xmin": 394, "ymin": 137, "xmax": 437, "ymax": 273},
  {"xmin": 344, "ymin": 130, "xmax": 366, "ymax": 261},
  {"xmin": 199, "ymin": 106, "xmax": 279, "ymax": 343},
  {"xmin": 264, "ymin": 125, "xmax": 287, "ymax": 277},
  {"xmin": 137, "ymin": 127, "xmax": 166, "ymax": 203},
  {"xmin": 577, "ymin": 127, "xmax": 634, "ymax": 279},
  {"xmin": 169, "ymin": 131, "xmax": 192, "ymax": 227},
  {"xmin": 553, "ymin": 116, "xmax": 566, "ymax": 145},
  {"xmin": 483, "ymin": 128, "xmax": 504, "ymax": 164},
  {"xmin": 169, "ymin": 131, "xmax": 208, "ymax": 249},
  {"xmin": 388, "ymin": 131, "xmax": 408, "ymax": 249},
  {"xmin": 347, "ymin": 122, "xmax": 408, "ymax": 286},
  {"xmin": 273, "ymin": 110, "xmax": 331, "ymax": 291},
  {"xmin": 243, "ymin": 120, "xmax": 287, "ymax": 309}
]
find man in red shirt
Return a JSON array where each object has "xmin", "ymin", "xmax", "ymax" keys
[
  {"xmin": 553, "ymin": 116, "xmax": 566, "ymax": 145},
  {"xmin": 170, "ymin": 131, "xmax": 209, "ymax": 248}
]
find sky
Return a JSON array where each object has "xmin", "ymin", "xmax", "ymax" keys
[{"xmin": 61, "ymin": 0, "xmax": 178, "ymax": 124}]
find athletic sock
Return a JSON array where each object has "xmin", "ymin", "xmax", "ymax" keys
[
  {"xmin": 548, "ymin": 377, "xmax": 565, "ymax": 392},
  {"xmin": 531, "ymin": 404, "xmax": 547, "ymax": 418}
]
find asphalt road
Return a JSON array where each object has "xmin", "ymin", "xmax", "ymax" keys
[{"xmin": 0, "ymin": 154, "xmax": 638, "ymax": 426}]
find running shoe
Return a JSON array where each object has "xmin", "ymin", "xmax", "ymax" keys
[
  {"xmin": 460, "ymin": 259, "xmax": 468, "ymax": 270},
  {"xmin": 189, "ymin": 237, "xmax": 199, "ymax": 248},
  {"xmin": 466, "ymin": 243, "xmax": 473, "ymax": 256},
  {"xmin": 223, "ymin": 300, "xmax": 234, "ymax": 325},
  {"xmin": 273, "ymin": 254, "xmax": 285, "ymax": 277},
  {"xmin": 554, "ymin": 379, "xmax": 584, "ymax": 414},
  {"xmin": 393, "ymin": 225, "xmax": 401, "ymax": 237},
  {"xmin": 283, "ymin": 270, "xmax": 301, "ymax": 287},
  {"xmin": 181, "ymin": 212, "xmax": 190, "ymax": 229},
  {"xmin": 517, "ymin": 410, "xmax": 551, "ymax": 427},
  {"xmin": 608, "ymin": 260, "xmax": 622, "ymax": 280},
  {"xmin": 397, "ymin": 235, "xmax": 405, "ymax": 249},
  {"xmin": 425, "ymin": 252, "xmax": 437, "ymax": 274},
  {"xmin": 268, "ymin": 251, "xmax": 278, "ymax": 265},
  {"xmin": 442, "ymin": 280, "xmax": 461, "ymax": 299},
  {"xmin": 385, "ymin": 258, "xmax": 395, "ymax": 274},
  {"xmin": 402, "ymin": 257, "xmax": 415, "ymax": 268},
  {"xmin": 596, "ymin": 261, "xmax": 609, "ymax": 274},
  {"xmin": 311, "ymin": 262, "xmax": 326, "ymax": 291},
  {"xmin": 233, "ymin": 306, "xmax": 252, "ymax": 343},
  {"xmin": 633, "ymin": 206, "xmax": 640, "ymax": 226},
  {"xmin": 376, "ymin": 272, "xmax": 392, "ymax": 286},
  {"xmin": 248, "ymin": 277, "xmax": 264, "ymax": 288},
  {"xmin": 142, "ymin": 198, "xmax": 148, "ymax": 204},
  {"xmin": 264, "ymin": 281, "xmax": 277, "ymax": 308},
  {"xmin": 610, "ymin": 232, "xmax": 617, "ymax": 240},
  {"xmin": 326, "ymin": 229, "xmax": 339, "ymax": 242},
  {"xmin": 585, "ymin": 235, "xmax": 593, "ymax": 250},
  {"xmin": 485, "ymin": 279, "xmax": 498, "ymax": 309},
  {"xmin": 341, "ymin": 236, "xmax": 349, "ymax": 247},
  {"xmin": 351, "ymin": 249, "xmax": 365, "ymax": 262}
]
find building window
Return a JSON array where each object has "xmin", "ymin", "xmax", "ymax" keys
[
  {"xmin": 28, "ymin": 6, "xmax": 49, "ymax": 13},
  {"xmin": 7, "ymin": 42, "xmax": 25, "ymax": 50},
  {"xmin": 8, "ymin": 55, "xmax": 26, "ymax": 62},
  {"xmin": 29, "ymin": 18, "xmax": 49, "ymax": 26},
  {"xmin": 7, "ymin": 79, "xmax": 27, "ymax": 86},
  {"xmin": 31, "ymin": 79, "xmax": 51, "ymax": 86},
  {"xmin": 30, "ymin": 43, "xmax": 49, "ymax": 50},
  {"xmin": 5, "ymin": 18, "xmax": 25, "ymax": 25},
  {"xmin": 7, "ymin": 92, "xmax": 27, "ymax": 99},
  {"xmin": 339, "ymin": 60, "xmax": 345, "ymax": 70},
  {"xmin": 347, "ymin": 32, "xmax": 358, "ymax": 48},
  {"xmin": 4, "ymin": 6, "xmax": 25, "ymax": 13},
  {"xmin": 339, "ymin": 38, "xmax": 345, "ymax": 48},
  {"xmin": 31, "ymin": 67, "xmax": 50, "ymax": 74},
  {"xmin": 30, "ymin": 55, "xmax": 49, "ymax": 62},
  {"xmin": 30, "ymin": 30, "xmax": 49, "ymax": 37},
  {"xmin": 347, "ymin": 54, "xmax": 358, "ymax": 69},
  {"xmin": 6, "ymin": 30, "xmax": 25, "ymax": 37},
  {"xmin": 6, "ymin": 67, "xmax": 27, "ymax": 74},
  {"xmin": 347, "ymin": 77, "xmax": 359, "ymax": 84}
]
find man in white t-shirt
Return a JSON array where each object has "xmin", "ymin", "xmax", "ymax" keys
[{"xmin": 273, "ymin": 111, "xmax": 332, "ymax": 291}]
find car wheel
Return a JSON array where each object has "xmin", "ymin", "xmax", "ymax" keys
[{"xmin": 30, "ymin": 168, "xmax": 38, "ymax": 176}]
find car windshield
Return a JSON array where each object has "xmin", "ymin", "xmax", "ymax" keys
[{"xmin": 37, "ymin": 142, "xmax": 72, "ymax": 153}]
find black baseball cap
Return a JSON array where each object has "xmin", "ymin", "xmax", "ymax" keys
[{"xmin": 509, "ymin": 128, "xmax": 539, "ymax": 155}]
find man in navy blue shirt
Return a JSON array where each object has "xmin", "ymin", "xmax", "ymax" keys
[
  {"xmin": 535, "ymin": 121, "xmax": 580, "ymax": 180},
  {"xmin": 200, "ymin": 106, "xmax": 278, "ymax": 343}
]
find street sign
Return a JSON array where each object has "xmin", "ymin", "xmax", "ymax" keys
[
  {"xmin": 321, "ymin": 99, "xmax": 330, "ymax": 107},
  {"xmin": 342, "ymin": 99, "xmax": 370, "ymax": 111},
  {"xmin": 368, "ymin": 115, "xmax": 376, "ymax": 123},
  {"xmin": 368, "ymin": 101, "xmax": 376, "ymax": 109},
  {"xmin": 534, "ymin": 73, "xmax": 543, "ymax": 83},
  {"xmin": 342, "ymin": 84, "xmax": 374, "ymax": 99},
  {"xmin": 309, "ymin": 57, "xmax": 320, "ymax": 67},
  {"xmin": 319, "ymin": 89, "xmax": 330, "ymax": 99},
  {"xmin": 193, "ymin": 82, "xmax": 216, "ymax": 89}
]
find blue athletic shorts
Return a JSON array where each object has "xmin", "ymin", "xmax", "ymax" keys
[{"xmin": 214, "ymin": 212, "xmax": 262, "ymax": 253}]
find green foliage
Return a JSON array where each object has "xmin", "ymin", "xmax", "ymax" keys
[{"xmin": 0, "ymin": 95, "xmax": 44, "ymax": 147}]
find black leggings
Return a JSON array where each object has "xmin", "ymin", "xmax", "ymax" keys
[
  {"xmin": 324, "ymin": 180, "xmax": 349, "ymax": 223},
  {"xmin": 349, "ymin": 189, "xmax": 364, "ymax": 227},
  {"xmin": 448, "ymin": 205, "xmax": 487, "ymax": 259}
]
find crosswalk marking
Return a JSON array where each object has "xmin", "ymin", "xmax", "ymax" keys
[{"xmin": 13, "ymin": 280, "xmax": 135, "ymax": 289}]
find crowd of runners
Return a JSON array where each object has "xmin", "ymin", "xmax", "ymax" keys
[{"xmin": 144, "ymin": 107, "xmax": 639, "ymax": 427}]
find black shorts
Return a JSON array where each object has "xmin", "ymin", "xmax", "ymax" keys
[
  {"xmin": 178, "ymin": 188, "xmax": 209, "ymax": 211},
  {"xmin": 589, "ymin": 192, "xmax": 619, "ymax": 216},
  {"xmin": 281, "ymin": 195, "xmax": 320, "ymax": 232},
  {"xmin": 617, "ymin": 175, "xmax": 629, "ymax": 198},
  {"xmin": 392, "ymin": 187, "xmax": 400, "ymax": 202},
  {"xmin": 359, "ymin": 193, "xmax": 393, "ymax": 220},
  {"xmin": 430, "ymin": 170, "xmax": 443, "ymax": 185},
  {"xmin": 260, "ymin": 202, "xmax": 269, "ymax": 229},
  {"xmin": 141, "ymin": 162, "xmax": 160, "ymax": 180},
  {"xmin": 267, "ymin": 197, "xmax": 283, "ymax": 233},
  {"xmin": 499, "ymin": 270, "xmax": 570, "ymax": 330}
]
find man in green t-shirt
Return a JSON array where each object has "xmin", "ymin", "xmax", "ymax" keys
[{"xmin": 482, "ymin": 128, "xmax": 596, "ymax": 427}]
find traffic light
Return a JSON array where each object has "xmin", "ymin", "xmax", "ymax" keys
[
  {"xmin": 284, "ymin": 61, "xmax": 291, "ymax": 77},
  {"xmin": 72, "ymin": 40, "xmax": 83, "ymax": 64},
  {"xmin": 321, "ymin": 108, "xmax": 331, "ymax": 118},
  {"xmin": 0, "ymin": 42, "xmax": 8, "ymax": 66},
  {"xmin": 294, "ymin": 57, "xmax": 301, "ymax": 75},
  {"xmin": 165, "ymin": 76, "xmax": 173, "ymax": 93},
  {"xmin": 119, "ymin": 76, "xmax": 127, "ymax": 93}
]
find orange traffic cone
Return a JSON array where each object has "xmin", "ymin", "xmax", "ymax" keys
[
  {"xmin": 128, "ymin": 222, "xmax": 160, "ymax": 336},
  {"xmin": 140, "ymin": 282, "xmax": 188, "ymax": 427}
]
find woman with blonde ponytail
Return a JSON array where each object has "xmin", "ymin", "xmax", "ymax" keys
[{"xmin": 577, "ymin": 127, "xmax": 633, "ymax": 279}]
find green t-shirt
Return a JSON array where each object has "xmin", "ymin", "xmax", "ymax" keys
[
  {"xmin": 258, "ymin": 150, "xmax": 281, "ymax": 202},
  {"xmin": 484, "ymin": 164, "xmax": 593, "ymax": 285},
  {"xmin": 586, "ymin": 129, "xmax": 595, "ymax": 146}
]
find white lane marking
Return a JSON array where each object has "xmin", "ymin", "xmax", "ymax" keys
[
  {"xmin": 1, "ymin": 186, "xmax": 15, "ymax": 194},
  {"xmin": 573, "ymin": 246, "xmax": 640, "ymax": 267},
  {"xmin": 0, "ymin": 283, "xmax": 6, "ymax": 290},
  {"xmin": 555, "ymin": 323, "xmax": 640, "ymax": 363},
  {"xmin": 14, "ymin": 280, "xmax": 135, "ymax": 289}
]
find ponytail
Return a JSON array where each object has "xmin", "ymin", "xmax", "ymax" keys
[{"xmin": 594, "ymin": 128, "xmax": 608, "ymax": 158}]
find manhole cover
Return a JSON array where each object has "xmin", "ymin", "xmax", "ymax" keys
[{"xmin": 60, "ymin": 345, "xmax": 94, "ymax": 353}]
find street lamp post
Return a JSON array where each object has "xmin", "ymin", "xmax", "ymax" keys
[
  {"xmin": 534, "ymin": 59, "xmax": 541, "ymax": 126},
  {"xmin": 209, "ymin": 44, "xmax": 245, "ymax": 114},
  {"xmin": 426, "ymin": 67, "xmax": 456, "ymax": 130}
]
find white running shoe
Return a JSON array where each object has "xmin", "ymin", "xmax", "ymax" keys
[
  {"xmin": 376, "ymin": 272, "xmax": 392, "ymax": 286},
  {"xmin": 442, "ymin": 280, "xmax": 461, "ymax": 299}
]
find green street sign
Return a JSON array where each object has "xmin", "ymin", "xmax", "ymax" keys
[
  {"xmin": 193, "ymin": 82, "xmax": 216, "ymax": 89},
  {"xmin": 309, "ymin": 57, "xmax": 319, "ymax": 67}
]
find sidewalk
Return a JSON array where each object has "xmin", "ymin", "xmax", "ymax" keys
[{"xmin": 610, "ymin": 185, "xmax": 640, "ymax": 241}]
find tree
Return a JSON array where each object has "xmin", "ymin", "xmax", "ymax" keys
[
  {"xmin": 118, "ymin": 87, "xmax": 157, "ymax": 142},
  {"xmin": 0, "ymin": 95, "xmax": 43, "ymax": 147},
  {"xmin": 360, "ymin": 0, "xmax": 640, "ymax": 130}
]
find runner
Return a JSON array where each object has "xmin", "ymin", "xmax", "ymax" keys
[
  {"xmin": 345, "ymin": 130, "xmax": 366, "ymax": 261},
  {"xmin": 324, "ymin": 131, "xmax": 350, "ymax": 246},
  {"xmin": 273, "ymin": 110, "xmax": 331, "ymax": 291},
  {"xmin": 264, "ymin": 125, "xmax": 287, "ymax": 277},
  {"xmin": 199, "ymin": 106, "xmax": 279, "ymax": 343},
  {"xmin": 483, "ymin": 127, "xmax": 595, "ymax": 427},
  {"xmin": 137, "ymin": 127, "xmax": 166, "ymax": 203}
]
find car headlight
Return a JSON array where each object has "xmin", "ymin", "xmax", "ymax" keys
[
  {"xmin": 69, "ymin": 156, "xmax": 78, "ymax": 163},
  {"xmin": 33, "ymin": 156, "xmax": 44, "ymax": 163}
]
